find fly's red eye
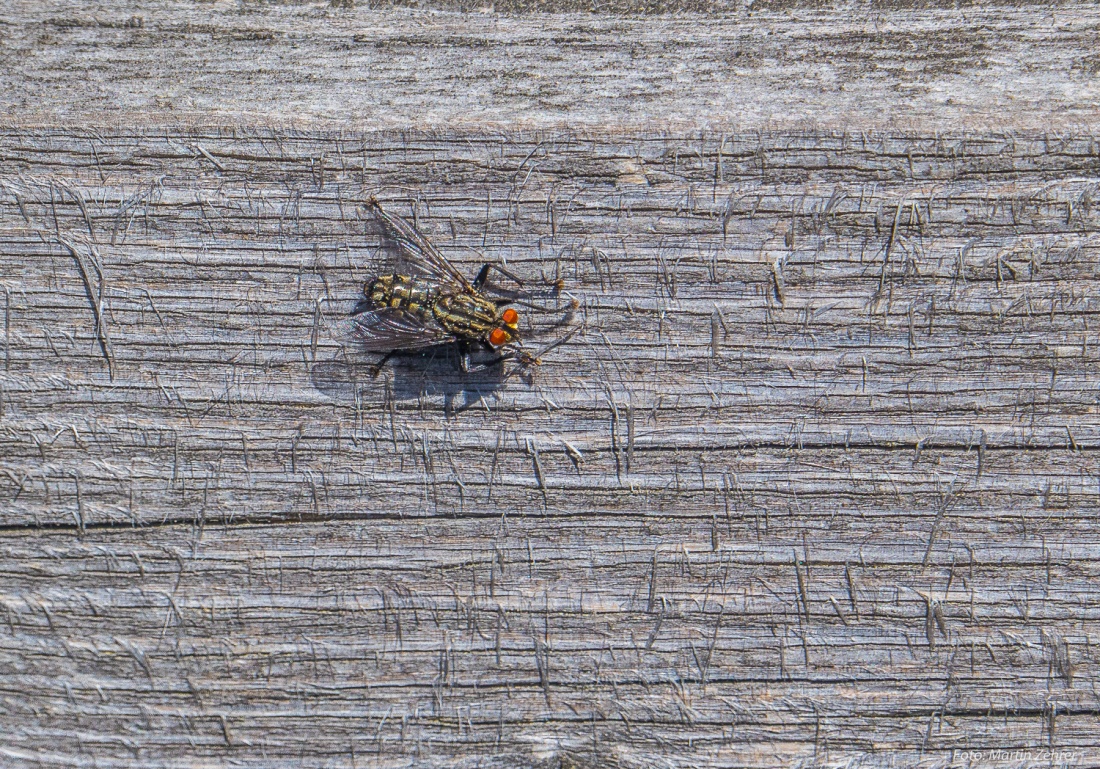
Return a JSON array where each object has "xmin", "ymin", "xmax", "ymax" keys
[
  {"xmin": 502, "ymin": 308, "xmax": 519, "ymax": 325},
  {"xmin": 489, "ymin": 328, "xmax": 510, "ymax": 347}
]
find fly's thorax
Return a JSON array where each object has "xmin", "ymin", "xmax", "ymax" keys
[
  {"xmin": 432, "ymin": 292, "xmax": 501, "ymax": 340},
  {"xmin": 364, "ymin": 274, "xmax": 438, "ymax": 323}
]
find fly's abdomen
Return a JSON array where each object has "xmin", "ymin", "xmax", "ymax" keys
[
  {"xmin": 432, "ymin": 293, "xmax": 498, "ymax": 339},
  {"xmin": 365, "ymin": 274, "xmax": 438, "ymax": 325}
]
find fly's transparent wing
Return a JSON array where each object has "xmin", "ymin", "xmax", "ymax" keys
[
  {"xmin": 368, "ymin": 198, "xmax": 473, "ymax": 292},
  {"xmin": 351, "ymin": 308, "xmax": 455, "ymax": 352}
]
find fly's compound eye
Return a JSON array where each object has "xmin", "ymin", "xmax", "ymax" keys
[
  {"xmin": 501, "ymin": 307, "xmax": 519, "ymax": 329},
  {"xmin": 488, "ymin": 327, "xmax": 512, "ymax": 348}
]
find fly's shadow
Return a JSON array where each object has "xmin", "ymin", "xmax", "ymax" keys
[{"xmin": 311, "ymin": 341, "xmax": 512, "ymax": 416}]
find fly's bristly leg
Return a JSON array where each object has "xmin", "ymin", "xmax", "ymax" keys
[
  {"xmin": 473, "ymin": 262, "xmax": 565, "ymax": 297},
  {"xmin": 465, "ymin": 353, "xmax": 521, "ymax": 375},
  {"xmin": 472, "ymin": 264, "xmax": 492, "ymax": 291},
  {"xmin": 456, "ymin": 340, "xmax": 481, "ymax": 374},
  {"xmin": 369, "ymin": 350, "xmax": 397, "ymax": 379},
  {"xmin": 458, "ymin": 341, "xmax": 518, "ymax": 374},
  {"xmin": 529, "ymin": 322, "xmax": 582, "ymax": 360},
  {"xmin": 499, "ymin": 297, "xmax": 581, "ymax": 377},
  {"xmin": 483, "ymin": 321, "xmax": 584, "ymax": 382},
  {"xmin": 473, "ymin": 262, "xmax": 531, "ymax": 291}
]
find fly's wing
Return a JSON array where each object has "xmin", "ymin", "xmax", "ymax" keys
[
  {"xmin": 368, "ymin": 198, "xmax": 473, "ymax": 293},
  {"xmin": 351, "ymin": 308, "xmax": 455, "ymax": 352}
]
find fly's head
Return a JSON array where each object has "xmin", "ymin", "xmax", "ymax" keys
[{"xmin": 487, "ymin": 306, "xmax": 520, "ymax": 350}]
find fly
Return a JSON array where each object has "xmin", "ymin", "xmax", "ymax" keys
[{"xmin": 352, "ymin": 197, "xmax": 575, "ymax": 374}]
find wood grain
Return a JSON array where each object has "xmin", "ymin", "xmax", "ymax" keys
[
  {"xmin": 2, "ymin": 1, "xmax": 1099, "ymax": 131},
  {"xmin": 2, "ymin": 2, "xmax": 1100, "ymax": 768}
]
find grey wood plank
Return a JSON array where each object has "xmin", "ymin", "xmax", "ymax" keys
[
  {"xmin": 2, "ymin": 1, "xmax": 1100, "ymax": 767},
  {"xmin": 3, "ymin": 126, "xmax": 1098, "ymax": 768},
  {"xmin": 1, "ymin": 1, "xmax": 1098, "ymax": 131}
]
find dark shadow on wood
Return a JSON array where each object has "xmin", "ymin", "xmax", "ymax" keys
[{"xmin": 311, "ymin": 342, "xmax": 508, "ymax": 414}]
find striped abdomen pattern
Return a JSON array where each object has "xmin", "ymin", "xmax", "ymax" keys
[
  {"xmin": 366, "ymin": 274, "xmax": 439, "ymax": 326},
  {"xmin": 365, "ymin": 274, "xmax": 500, "ymax": 340}
]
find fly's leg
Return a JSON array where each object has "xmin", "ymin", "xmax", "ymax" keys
[
  {"xmin": 461, "ymin": 343, "xmax": 515, "ymax": 373},
  {"xmin": 470, "ymin": 350, "xmax": 525, "ymax": 372},
  {"xmin": 461, "ymin": 320, "xmax": 583, "ymax": 376},
  {"xmin": 526, "ymin": 322, "xmax": 582, "ymax": 361},
  {"xmin": 473, "ymin": 263, "xmax": 565, "ymax": 295},
  {"xmin": 456, "ymin": 340, "xmax": 481, "ymax": 374},
  {"xmin": 490, "ymin": 322, "xmax": 584, "ymax": 379},
  {"xmin": 473, "ymin": 262, "xmax": 529, "ymax": 290},
  {"xmin": 369, "ymin": 350, "xmax": 397, "ymax": 379}
]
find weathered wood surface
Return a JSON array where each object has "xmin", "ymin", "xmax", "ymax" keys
[
  {"xmin": 6, "ymin": 127, "xmax": 1099, "ymax": 768},
  {"xmin": 3, "ymin": 3, "xmax": 1100, "ymax": 769},
  {"xmin": 3, "ymin": 1, "xmax": 1100, "ymax": 131}
]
